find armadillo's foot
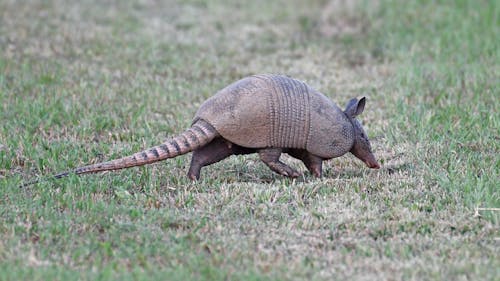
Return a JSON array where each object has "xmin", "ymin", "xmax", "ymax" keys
[
  {"xmin": 187, "ymin": 168, "xmax": 201, "ymax": 181},
  {"xmin": 286, "ymin": 149, "xmax": 323, "ymax": 178},
  {"xmin": 188, "ymin": 138, "xmax": 255, "ymax": 180},
  {"xmin": 309, "ymin": 164, "xmax": 322, "ymax": 177},
  {"xmin": 267, "ymin": 162, "xmax": 301, "ymax": 178},
  {"xmin": 258, "ymin": 148, "xmax": 300, "ymax": 178}
]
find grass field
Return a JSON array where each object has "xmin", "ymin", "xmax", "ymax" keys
[{"xmin": 1, "ymin": 0, "xmax": 498, "ymax": 280}]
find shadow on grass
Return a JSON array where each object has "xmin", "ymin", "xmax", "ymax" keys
[{"xmin": 223, "ymin": 162, "xmax": 412, "ymax": 184}]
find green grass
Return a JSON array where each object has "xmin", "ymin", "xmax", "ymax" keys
[{"xmin": 0, "ymin": 0, "xmax": 498, "ymax": 280}]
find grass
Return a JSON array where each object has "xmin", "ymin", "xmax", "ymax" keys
[{"xmin": 0, "ymin": 0, "xmax": 498, "ymax": 280}]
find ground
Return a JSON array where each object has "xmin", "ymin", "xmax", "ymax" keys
[{"xmin": 0, "ymin": 0, "xmax": 498, "ymax": 280}]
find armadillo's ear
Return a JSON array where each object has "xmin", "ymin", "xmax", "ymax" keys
[{"xmin": 344, "ymin": 97, "xmax": 366, "ymax": 118}]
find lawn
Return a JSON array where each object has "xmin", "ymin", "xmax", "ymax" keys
[{"xmin": 0, "ymin": 0, "xmax": 498, "ymax": 280}]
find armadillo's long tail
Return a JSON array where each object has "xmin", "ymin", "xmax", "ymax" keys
[
  {"xmin": 20, "ymin": 119, "xmax": 218, "ymax": 187},
  {"xmin": 73, "ymin": 119, "xmax": 218, "ymax": 175}
]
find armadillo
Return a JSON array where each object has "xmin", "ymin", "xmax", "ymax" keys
[{"xmin": 23, "ymin": 74, "xmax": 380, "ymax": 185}]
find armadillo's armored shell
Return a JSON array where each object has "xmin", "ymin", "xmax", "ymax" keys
[{"xmin": 194, "ymin": 74, "xmax": 354, "ymax": 158}]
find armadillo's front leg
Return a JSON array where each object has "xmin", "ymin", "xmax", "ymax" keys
[
  {"xmin": 286, "ymin": 149, "xmax": 323, "ymax": 177},
  {"xmin": 258, "ymin": 148, "xmax": 300, "ymax": 178}
]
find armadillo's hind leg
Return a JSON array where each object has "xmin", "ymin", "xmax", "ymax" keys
[
  {"xmin": 258, "ymin": 148, "xmax": 300, "ymax": 178},
  {"xmin": 286, "ymin": 149, "xmax": 323, "ymax": 177},
  {"xmin": 187, "ymin": 138, "xmax": 254, "ymax": 180}
]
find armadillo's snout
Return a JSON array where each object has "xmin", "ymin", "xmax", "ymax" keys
[
  {"xmin": 352, "ymin": 150, "xmax": 381, "ymax": 169},
  {"xmin": 363, "ymin": 153, "xmax": 381, "ymax": 169},
  {"xmin": 366, "ymin": 160, "xmax": 381, "ymax": 169}
]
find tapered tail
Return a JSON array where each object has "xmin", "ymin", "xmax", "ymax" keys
[
  {"xmin": 74, "ymin": 119, "xmax": 218, "ymax": 175},
  {"xmin": 20, "ymin": 120, "xmax": 218, "ymax": 187}
]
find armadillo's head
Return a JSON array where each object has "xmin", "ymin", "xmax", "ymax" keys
[{"xmin": 344, "ymin": 97, "xmax": 380, "ymax": 169}]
